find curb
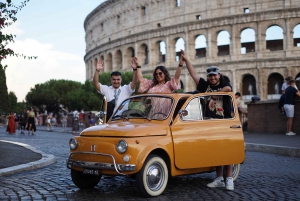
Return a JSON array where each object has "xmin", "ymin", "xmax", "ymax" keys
[
  {"xmin": 246, "ymin": 143, "xmax": 300, "ymax": 157},
  {"xmin": 0, "ymin": 140, "xmax": 57, "ymax": 176}
]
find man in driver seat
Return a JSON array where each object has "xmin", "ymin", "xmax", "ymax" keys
[{"xmin": 93, "ymin": 59, "xmax": 137, "ymax": 121}]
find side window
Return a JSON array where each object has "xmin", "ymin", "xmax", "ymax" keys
[
  {"xmin": 200, "ymin": 94, "xmax": 234, "ymax": 119},
  {"xmin": 182, "ymin": 97, "xmax": 202, "ymax": 120}
]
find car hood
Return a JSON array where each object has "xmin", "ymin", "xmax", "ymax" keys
[{"xmin": 80, "ymin": 122, "xmax": 169, "ymax": 137}]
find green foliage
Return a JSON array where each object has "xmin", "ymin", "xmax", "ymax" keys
[
  {"xmin": 0, "ymin": 0, "xmax": 37, "ymax": 70},
  {"xmin": 0, "ymin": 67, "xmax": 8, "ymax": 114},
  {"xmin": 7, "ymin": 91, "xmax": 17, "ymax": 112},
  {"xmin": 26, "ymin": 79, "xmax": 102, "ymax": 113}
]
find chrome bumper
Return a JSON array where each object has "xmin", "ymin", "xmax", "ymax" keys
[{"xmin": 66, "ymin": 152, "xmax": 136, "ymax": 176}]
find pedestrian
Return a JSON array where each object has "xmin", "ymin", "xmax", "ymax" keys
[
  {"xmin": 283, "ymin": 80, "xmax": 300, "ymax": 135},
  {"xmin": 61, "ymin": 112, "xmax": 68, "ymax": 131},
  {"xmin": 235, "ymin": 92, "xmax": 247, "ymax": 122},
  {"xmin": 182, "ymin": 50, "xmax": 234, "ymax": 190},
  {"xmin": 14, "ymin": 113, "xmax": 20, "ymax": 131},
  {"xmin": 93, "ymin": 58, "xmax": 137, "ymax": 122},
  {"xmin": 6, "ymin": 111, "xmax": 15, "ymax": 134},
  {"xmin": 282, "ymin": 76, "xmax": 298, "ymax": 94},
  {"xmin": 19, "ymin": 109, "xmax": 28, "ymax": 134},
  {"xmin": 278, "ymin": 94, "xmax": 285, "ymax": 115},
  {"xmin": 79, "ymin": 108, "xmax": 84, "ymax": 125},
  {"xmin": 89, "ymin": 113, "xmax": 95, "ymax": 127},
  {"xmin": 26, "ymin": 108, "xmax": 36, "ymax": 135},
  {"xmin": 47, "ymin": 114, "xmax": 52, "ymax": 130}
]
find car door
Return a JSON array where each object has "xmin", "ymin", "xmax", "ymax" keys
[{"xmin": 171, "ymin": 93, "xmax": 245, "ymax": 169}]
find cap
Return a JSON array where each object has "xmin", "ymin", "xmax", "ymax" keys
[{"xmin": 206, "ymin": 66, "xmax": 220, "ymax": 75}]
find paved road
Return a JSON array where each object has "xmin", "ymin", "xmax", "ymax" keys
[{"xmin": 0, "ymin": 128, "xmax": 300, "ymax": 200}]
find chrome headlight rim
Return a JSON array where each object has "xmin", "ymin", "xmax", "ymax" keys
[
  {"xmin": 116, "ymin": 140, "xmax": 128, "ymax": 153},
  {"xmin": 69, "ymin": 138, "xmax": 78, "ymax": 150}
]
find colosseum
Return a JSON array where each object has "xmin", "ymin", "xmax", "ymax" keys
[{"xmin": 84, "ymin": 0, "xmax": 300, "ymax": 101}]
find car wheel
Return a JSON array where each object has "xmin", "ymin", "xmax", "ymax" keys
[
  {"xmin": 232, "ymin": 164, "xmax": 240, "ymax": 181},
  {"xmin": 223, "ymin": 164, "xmax": 240, "ymax": 181},
  {"xmin": 136, "ymin": 154, "xmax": 168, "ymax": 197},
  {"xmin": 71, "ymin": 169, "xmax": 101, "ymax": 189}
]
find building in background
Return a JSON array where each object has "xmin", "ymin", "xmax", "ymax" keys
[{"xmin": 84, "ymin": 0, "xmax": 300, "ymax": 101}]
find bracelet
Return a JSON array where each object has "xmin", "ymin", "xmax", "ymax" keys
[
  {"xmin": 133, "ymin": 68, "xmax": 137, "ymax": 71},
  {"xmin": 96, "ymin": 69, "xmax": 100, "ymax": 72},
  {"xmin": 178, "ymin": 63, "xmax": 183, "ymax": 67},
  {"xmin": 137, "ymin": 66, "xmax": 141, "ymax": 68}
]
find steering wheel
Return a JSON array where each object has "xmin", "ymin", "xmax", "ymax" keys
[
  {"xmin": 122, "ymin": 109, "xmax": 145, "ymax": 117},
  {"xmin": 150, "ymin": 112, "xmax": 167, "ymax": 119}
]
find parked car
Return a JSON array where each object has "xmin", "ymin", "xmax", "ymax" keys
[{"xmin": 67, "ymin": 92, "xmax": 245, "ymax": 197}]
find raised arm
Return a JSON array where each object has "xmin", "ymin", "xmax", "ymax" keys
[
  {"xmin": 93, "ymin": 59, "xmax": 104, "ymax": 92},
  {"xmin": 132, "ymin": 57, "xmax": 144, "ymax": 83},
  {"xmin": 174, "ymin": 50, "xmax": 184, "ymax": 85},
  {"xmin": 130, "ymin": 58, "xmax": 138, "ymax": 91},
  {"xmin": 180, "ymin": 49, "xmax": 200, "ymax": 85}
]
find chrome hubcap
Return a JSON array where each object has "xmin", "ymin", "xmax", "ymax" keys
[{"xmin": 146, "ymin": 162, "xmax": 165, "ymax": 191}]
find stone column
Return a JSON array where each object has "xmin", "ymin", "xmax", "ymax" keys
[
  {"xmin": 165, "ymin": 35, "xmax": 174, "ymax": 68},
  {"xmin": 206, "ymin": 28, "xmax": 216, "ymax": 63},
  {"xmin": 256, "ymin": 22, "xmax": 266, "ymax": 59},
  {"xmin": 230, "ymin": 24, "xmax": 239, "ymax": 60}
]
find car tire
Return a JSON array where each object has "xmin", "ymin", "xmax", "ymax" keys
[
  {"xmin": 136, "ymin": 154, "xmax": 168, "ymax": 197},
  {"xmin": 232, "ymin": 164, "xmax": 240, "ymax": 181},
  {"xmin": 71, "ymin": 169, "xmax": 101, "ymax": 189},
  {"xmin": 223, "ymin": 164, "xmax": 240, "ymax": 181}
]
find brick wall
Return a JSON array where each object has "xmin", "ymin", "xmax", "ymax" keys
[{"xmin": 247, "ymin": 99, "xmax": 300, "ymax": 134}]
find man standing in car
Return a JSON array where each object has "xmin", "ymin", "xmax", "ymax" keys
[
  {"xmin": 181, "ymin": 50, "xmax": 234, "ymax": 191},
  {"xmin": 93, "ymin": 59, "xmax": 137, "ymax": 121}
]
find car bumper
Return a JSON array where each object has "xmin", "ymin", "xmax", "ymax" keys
[{"xmin": 66, "ymin": 152, "xmax": 136, "ymax": 176}]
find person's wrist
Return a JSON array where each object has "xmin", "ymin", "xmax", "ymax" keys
[
  {"xmin": 133, "ymin": 68, "xmax": 137, "ymax": 71},
  {"xmin": 178, "ymin": 63, "xmax": 183, "ymax": 67},
  {"xmin": 96, "ymin": 69, "xmax": 100, "ymax": 72},
  {"xmin": 137, "ymin": 66, "xmax": 141, "ymax": 68}
]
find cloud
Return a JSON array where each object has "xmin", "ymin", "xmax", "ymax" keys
[{"xmin": 3, "ymin": 38, "xmax": 85, "ymax": 102}]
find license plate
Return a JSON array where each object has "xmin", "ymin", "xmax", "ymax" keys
[{"xmin": 83, "ymin": 169, "xmax": 100, "ymax": 176}]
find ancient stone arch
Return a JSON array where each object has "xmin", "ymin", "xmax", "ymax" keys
[{"xmin": 84, "ymin": 0, "xmax": 300, "ymax": 100}]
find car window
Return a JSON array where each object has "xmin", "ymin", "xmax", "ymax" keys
[
  {"xmin": 182, "ymin": 97, "xmax": 202, "ymax": 121},
  {"xmin": 113, "ymin": 96, "xmax": 173, "ymax": 120},
  {"xmin": 200, "ymin": 94, "xmax": 234, "ymax": 120}
]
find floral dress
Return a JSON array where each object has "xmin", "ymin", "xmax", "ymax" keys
[{"xmin": 138, "ymin": 77, "xmax": 181, "ymax": 118}]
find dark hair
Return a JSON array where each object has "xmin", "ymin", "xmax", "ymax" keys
[
  {"xmin": 111, "ymin": 71, "xmax": 121, "ymax": 77},
  {"xmin": 288, "ymin": 80, "xmax": 295, "ymax": 85},
  {"xmin": 152, "ymin": 66, "xmax": 171, "ymax": 86},
  {"xmin": 235, "ymin": 92, "xmax": 241, "ymax": 97},
  {"xmin": 285, "ymin": 76, "xmax": 293, "ymax": 81}
]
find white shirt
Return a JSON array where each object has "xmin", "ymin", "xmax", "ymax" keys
[
  {"xmin": 282, "ymin": 82, "xmax": 298, "ymax": 91},
  {"xmin": 99, "ymin": 83, "xmax": 135, "ymax": 112}
]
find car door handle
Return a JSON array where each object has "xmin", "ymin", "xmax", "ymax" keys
[{"xmin": 230, "ymin": 125, "xmax": 242, "ymax": 128}]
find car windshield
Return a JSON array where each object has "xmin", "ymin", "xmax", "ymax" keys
[{"xmin": 112, "ymin": 96, "xmax": 173, "ymax": 120}]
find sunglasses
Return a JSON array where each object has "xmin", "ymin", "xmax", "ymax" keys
[
  {"xmin": 206, "ymin": 68, "xmax": 218, "ymax": 73},
  {"xmin": 155, "ymin": 72, "xmax": 163, "ymax": 76}
]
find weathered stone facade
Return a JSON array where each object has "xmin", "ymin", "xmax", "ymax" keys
[{"xmin": 84, "ymin": 0, "xmax": 300, "ymax": 100}]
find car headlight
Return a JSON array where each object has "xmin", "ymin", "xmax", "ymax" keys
[
  {"xmin": 116, "ymin": 140, "xmax": 128, "ymax": 153},
  {"xmin": 69, "ymin": 138, "xmax": 78, "ymax": 150}
]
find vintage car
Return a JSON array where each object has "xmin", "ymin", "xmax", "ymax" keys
[{"xmin": 66, "ymin": 92, "xmax": 245, "ymax": 197}]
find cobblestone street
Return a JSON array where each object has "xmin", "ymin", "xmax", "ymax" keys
[{"xmin": 0, "ymin": 129, "xmax": 300, "ymax": 201}]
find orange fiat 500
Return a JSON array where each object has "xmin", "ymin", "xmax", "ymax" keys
[{"xmin": 66, "ymin": 92, "xmax": 245, "ymax": 197}]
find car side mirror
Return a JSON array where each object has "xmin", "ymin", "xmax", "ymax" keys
[{"xmin": 179, "ymin": 110, "xmax": 188, "ymax": 117}]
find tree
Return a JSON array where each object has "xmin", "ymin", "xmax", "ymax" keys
[
  {"xmin": 0, "ymin": 0, "xmax": 37, "ymax": 114},
  {"xmin": 7, "ymin": 91, "xmax": 17, "ymax": 112},
  {"xmin": 0, "ymin": 67, "xmax": 8, "ymax": 114}
]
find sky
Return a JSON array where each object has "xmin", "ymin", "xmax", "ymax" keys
[
  {"xmin": 3, "ymin": 0, "xmax": 106, "ymax": 102},
  {"xmin": 3, "ymin": 0, "xmax": 299, "ymax": 102}
]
